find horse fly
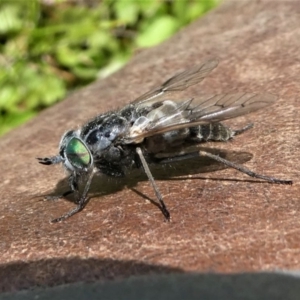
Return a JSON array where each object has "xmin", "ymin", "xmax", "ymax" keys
[{"xmin": 38, "ymin": 59, "xmax": 292, "ymax": 222}]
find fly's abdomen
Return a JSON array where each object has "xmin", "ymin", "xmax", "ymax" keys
[{"xmin": 189, "ymin": 123, "xmax": 234, "ymax": 142}]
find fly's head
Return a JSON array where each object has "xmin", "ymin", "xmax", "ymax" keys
[{"xmin": 37, "ymin": 130, "xmax": 93, "ymax": 174}]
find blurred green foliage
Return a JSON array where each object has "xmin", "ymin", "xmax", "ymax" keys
[{"xmin": 0, "ymin": 0, "xmax": 219, "ymax": 136}]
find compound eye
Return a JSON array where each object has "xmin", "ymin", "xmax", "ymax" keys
[{"xmin": 66, "ymin": 138, "xmax": 91, "ymax": 170}]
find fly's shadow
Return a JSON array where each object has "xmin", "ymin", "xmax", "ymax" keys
[{"xmin": 37, "ymin": 147, "xmax": 253, "ymax": 205}]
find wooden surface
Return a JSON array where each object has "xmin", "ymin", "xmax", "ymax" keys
[{"xmin": 1, "ymin": 0, "xmax": 300, "ymax": 292}]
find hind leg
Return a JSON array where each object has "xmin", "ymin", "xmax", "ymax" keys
[{"xmin": 232, "ymin": 123, "xmax": 254, "ymax": 137}]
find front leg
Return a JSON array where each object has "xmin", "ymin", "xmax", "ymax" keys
[
  {"xmin": 51, "ymin": 170, "xmax": 95, "ymax": 223},
  {"xmin": 37, "ymin": 156, "xmax": 63, "ymax": 165},
  {"xmin": 44, "ymin": 173, "xmax": 78, "ymax": 202},
  {"xmin": 44, "ymin": 190, "xmax": 73, "ymax": 201},
  {"xmin": 37, "ymin": 155, "xmax": 74, "ymax": 200},
  {"xmin": 69, "ymin": 173, "xmax": 80, "ymax": 203}
]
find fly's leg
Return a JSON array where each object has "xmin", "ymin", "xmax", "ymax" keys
[
  {"xmin": 158, "ymin": 150, "xmax": 292, "ymax": 185},
  {"xmin": 51, "ymin": 199, "xmax": 85, "ymax": 223},
  {"xmin": 199, "ymin": 150, "xmax": 292, "ymax": 185},
  {"xmin": 37, "ymin": 156, "xmax": 73, "ymax": 201},
  {"xmin": 37, "ymin": 156, "xmax": 63, "ymax": 165},
  {"xmin": 44, "ymin": 173, "xmax": 78, "ymax": 201},
  {"xmin": 51, "ymin": 171, "xmax": 95, "ymax": 223},
  {"xmin": 232, "ymin": 123, "xmax": 253, "ymax": 137},
  {"xmin": 136, "ymin": 147, "xmax": 170, "ymax": 221},
  {"xmin": 45, "ymin": 190, "xmax": 73, "ymax": 201}
]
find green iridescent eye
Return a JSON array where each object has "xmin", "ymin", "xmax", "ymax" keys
[{"xmin": 66, "ymin": 138, "xmax": 91, "ymax": 169}]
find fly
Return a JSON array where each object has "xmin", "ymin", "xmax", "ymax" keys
[{"xmin": 38, "ymin": 58, "xmax": 292, "ymax": 222}]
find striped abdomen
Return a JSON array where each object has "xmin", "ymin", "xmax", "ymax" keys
[{"xmin": 189, "ymin": 123, "xmax": 234, "ymax": 142}]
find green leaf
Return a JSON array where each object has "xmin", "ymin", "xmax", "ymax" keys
[
  {"xmin": 113, "ymin": 1, "xmax": 139, "ymax": 25},
  {"xmin": 136, "ymin": 16, "xmax": 179, "ymax": 48},
  {"xmin": 0, "ymin": 0, "xmax": 220, "ymax": 136},
  {"xmin": 0, "ymin": 5, "xmax": 22, "ymax": 34},
  {"xmin": 0, "ymin": 110, "xmax": 36, "ymax": 136},
  {"xmin": 0, "ymin": 85, "xmax": 21, "ymax": 111}
]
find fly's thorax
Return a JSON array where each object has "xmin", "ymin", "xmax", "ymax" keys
[
  {"xmin": 82, "ymin": 114, "xmax": 129, "ymax": 155},
  {"xmin": 59, "ymin": 130, "xmax": 93, "ymax": 172},
  {"xmin": 128, "ymin": 116, "xmax": 151, "ymax": 143},
  {"xmin": 120, "ymin": 104, "xmax": 139, "ymax": 123}
]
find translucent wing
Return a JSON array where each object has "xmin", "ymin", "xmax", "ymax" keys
[
  {"xmin": 132, "ymin": 58, "xmax": 219, "ymax": 106},
  {"xmin": 125, "ymin": 93, "xmax": 278, "ymax": 143}
]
